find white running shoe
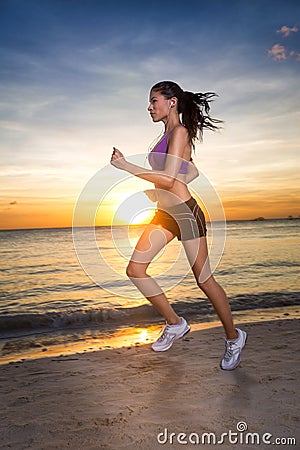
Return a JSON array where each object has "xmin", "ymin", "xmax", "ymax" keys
[
  {"xmin": 152, "ymin": 317, "xmax": 190, "ymax": 352},
  {"xmin": 220, "ymin": 328, "xmax": 247, "ymax": 370}
]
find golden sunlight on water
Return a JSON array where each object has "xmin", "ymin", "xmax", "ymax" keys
[
  {"xmin": 2, "ymin": 307, "xmax": 299, "ymax": 365},
  {"xmin": 0, "ymin": 326, "xmax": 162, "ymax": 365},
  {"xmin": 139, "ymin": 329, "xmax": 148, "ymax": 343}
]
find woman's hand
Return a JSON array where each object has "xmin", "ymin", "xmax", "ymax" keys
[{"xmin": 110, "ymin": 147, "xmax": 127, "ymax": 170}]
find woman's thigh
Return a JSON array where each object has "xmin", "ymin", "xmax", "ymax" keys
[{"xmin": 127, "ymin": 224, "xmax": 176, "ymax": 272}]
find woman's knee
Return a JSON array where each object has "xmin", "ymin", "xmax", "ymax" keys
[
  {"xmin": 196, "ymin": 274, "xmax": 214, "ymax": 290},
  {"xmin": 126, "ymin": 261, "xmax": 147, "ymax": 278}
]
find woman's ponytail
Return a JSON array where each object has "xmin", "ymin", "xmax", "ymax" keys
[
  {"xmin": 179, "ymin": 91, "xmax": 222, "ymax": 146},
  {"xmin": 151, "ymin": 81, "xmax": 222, "ymax": 148}
]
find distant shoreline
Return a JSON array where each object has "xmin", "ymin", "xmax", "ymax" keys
[{"xmin": 1, "ymin": 217, "xmax": 299, "ymax": 232}]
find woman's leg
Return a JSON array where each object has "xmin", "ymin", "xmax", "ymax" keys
[
  {"xmin": 126, "ymin": 224, "xmax": 181, "ymax": 325},
  {"xmin": 182, "ymin": 236, "xmax": 238, "ymax": 340}
]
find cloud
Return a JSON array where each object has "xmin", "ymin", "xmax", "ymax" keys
[
  {"xmin": 269, "ymin": 26, "xmax": 300, "ymax": 62},
  {"xmin": 267, "ymin": 44, "xmax": 300, "ymax": 63},
  {"xmin": 276, "ymin": 25, "xmax": 298, "ymax": 38},
  {"xmin": 267, "ymin": 44, "xmax": 287, "ymax": 61},
  {"xmin": 290, "ymin": 50, "xmax": 300, "ymax": 61}
]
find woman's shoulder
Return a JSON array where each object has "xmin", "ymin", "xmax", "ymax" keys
[
  {"xmin": 168, "ymin": 124, "xmax": 189, "ymax": 147},
  {"xmin": 170, "ymin": 124, "xmax": 188, "ymax": 139}
]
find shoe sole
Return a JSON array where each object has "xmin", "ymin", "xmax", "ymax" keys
[
  {"xmin": 151, "ymin": 325, "xmax": 191, "ymax": 352},
  {"xmin": 220, "ymin": 331, "xmax": 248, "ymax": 371}
]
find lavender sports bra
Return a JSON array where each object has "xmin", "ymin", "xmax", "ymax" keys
[{"xmin": 148, "ymin": 127, "xmax": 192, "ymax": 175}]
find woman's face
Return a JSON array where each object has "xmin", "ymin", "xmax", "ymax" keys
[{"xmin": 148, "ymin": 90, "xmax": 170, "ymax": 122}]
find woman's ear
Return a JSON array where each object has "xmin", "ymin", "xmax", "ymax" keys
[{"xmin": 170, "ymin": 97, "xmax": 178, "ymax": 108}]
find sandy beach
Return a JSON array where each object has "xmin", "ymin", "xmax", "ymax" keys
[{"xmin": 1, "ymin": 318, "xmax": 299, "ymax": 450}]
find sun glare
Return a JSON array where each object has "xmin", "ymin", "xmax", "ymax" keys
[
  {"xmin": 130, "ymin": 210, "xmax": 153, "ymax": 225},
  {"xmin": 113, "ymin": 193, "xmax": 155, "ymax": 225}
]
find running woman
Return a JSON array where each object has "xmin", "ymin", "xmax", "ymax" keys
[{"xmin": 110, "ymin": 81, "xmax": 247, "ymax": 370}]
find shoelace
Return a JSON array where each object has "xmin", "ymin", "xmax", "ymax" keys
[
  {"xmin": 223, "ymin": 340, "xmax": 236, "ymax": 361},
  {"xmin": 157, "ymin": 324, "xmax": 172, "ymax": 342}
]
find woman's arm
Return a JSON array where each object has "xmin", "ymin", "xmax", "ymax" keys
[
  {"xmin": 144, "ymin": 161, "xmax": 199, "ymax": 202},
  {"xmin": 111, "ymin": 151, "xmax": 199, "ymax": 188},
  {"xmin": 111, "ymin": 152, "xmax": 175, "ymax": 189},
  {"xmin": 111, "ymin": 126, "xmax": 191, "ymax": 189}
]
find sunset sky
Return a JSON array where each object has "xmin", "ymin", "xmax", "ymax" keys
[{"xmin": 0, "ymin": 0, "xmax": 299, "ymax": 229}]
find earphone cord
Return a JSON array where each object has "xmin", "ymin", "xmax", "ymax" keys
[{"xmin": 144, "ymin": 125, "xmax": 165, "ymax": 167}]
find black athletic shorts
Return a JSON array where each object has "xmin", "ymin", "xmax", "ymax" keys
[{"xmin": 150, "ymin": 196, "xmax": 207, "ymax": 241}]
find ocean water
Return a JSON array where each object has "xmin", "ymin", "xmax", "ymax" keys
[{"xmin": 0, "ymin": 219, "xmax": 299, "ymax": 358}]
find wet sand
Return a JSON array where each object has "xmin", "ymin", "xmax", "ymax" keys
[{"xmin": 0, "ymin": 318, "xmax": 299, "ymax": 449}]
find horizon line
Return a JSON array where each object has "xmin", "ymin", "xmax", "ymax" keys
[{"xmin": 1, "ymin": 216, "xmax": 299, "ymax": 232}]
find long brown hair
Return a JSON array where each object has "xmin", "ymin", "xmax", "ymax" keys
[{"xmin": 151, "ymin": 81, "xmax": 222, "ymax": 148}]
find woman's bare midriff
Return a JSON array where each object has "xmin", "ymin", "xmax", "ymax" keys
[{"xmin": 154, "ymin": 177, "xmax": 192, "ymax": 208}]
